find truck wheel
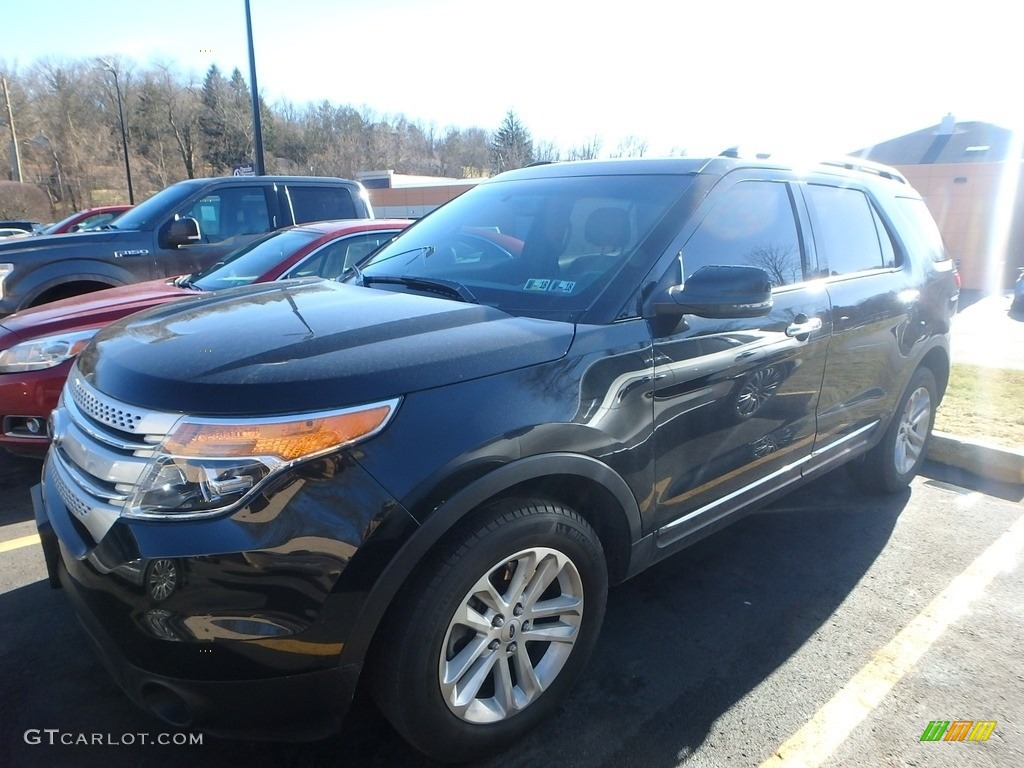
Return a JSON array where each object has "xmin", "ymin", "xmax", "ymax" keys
[
  {"xmin": 369, "ymin": 498, "xmax": 607, "ymax": 763},
  {"xmin": 850, "ymin": 367, "xmax": 937, "ymax": 494}
]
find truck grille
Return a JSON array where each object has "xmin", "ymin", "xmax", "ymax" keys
[{"xmin": 49, "ymin": 368, "xmax": 181, "ymax": 543}]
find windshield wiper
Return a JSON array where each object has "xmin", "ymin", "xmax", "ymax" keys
[
  {"xmin": 361, "ymin": 274, "xmax": 478, "ymax": 304},
  {"xmin": 173, "ymin": 275, "xmax": 203, "ymax": 291}
]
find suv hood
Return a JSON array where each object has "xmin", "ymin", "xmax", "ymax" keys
[{"xmin": 78, "ymin": 280, "xmax": 575, "ymax": 415}]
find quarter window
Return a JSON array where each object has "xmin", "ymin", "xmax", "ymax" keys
[{"xmin": 681, "ymin": 181, "xmax": 804, "ymax": 286}]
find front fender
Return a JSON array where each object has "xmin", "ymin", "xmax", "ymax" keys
[{"xmin": 338, "ymin": 452, "xmax": 640, "ymax": 666}]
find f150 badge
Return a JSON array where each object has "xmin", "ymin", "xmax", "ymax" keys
[{"xmin": 113, "ymin": 249, "xmax": 150, "ymax": 258}]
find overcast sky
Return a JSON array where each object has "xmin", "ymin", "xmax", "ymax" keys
[{"xmin": 2, "ymin": 0, "xmax": 1018, "ymax": 159}]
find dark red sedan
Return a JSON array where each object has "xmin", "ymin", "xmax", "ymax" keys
[
  {"xmin": 0, "ymin": 218, "xmax": 409, "ymax": 456},
  {"xmin": 37, "ymin": 205, "xmax": 133, "ymax": 235}
]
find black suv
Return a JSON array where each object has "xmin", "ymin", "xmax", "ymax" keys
[{"xmin": 35, "ymin": 156, "xmax": 958, "ymax": 762}]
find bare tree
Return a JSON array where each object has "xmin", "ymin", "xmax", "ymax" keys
[
  {"xmin": 611, "ymin": 135, "xmax": 648, "ymax": 158},
  {"xmin": 747, "ymin": 242, "xmax": 801, "ymax": 286},
  {"xmin": 565, "ymin": 135, "xmax": 603, "ymax": 161}
]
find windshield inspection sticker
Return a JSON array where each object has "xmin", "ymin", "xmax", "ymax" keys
[{"xmin": 524, "ymin": 279, "xmax": 575, "ymax": 293}]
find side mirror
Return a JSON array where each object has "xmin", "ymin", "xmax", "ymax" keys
[
  {"xmin": 654, "ymin": 265, "xmax": 773, "ymax": 318},
  {"xmin": 166, "ymin": 216, "xmax": 202, "ymax": 248}
]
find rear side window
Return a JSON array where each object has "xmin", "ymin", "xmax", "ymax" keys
[
  {"xmin": 289, "ymin": 231, "xmax": 399, "ymax": 278},
  {"xmin": 804, "ymin": 185, "xmax": 898, "ymax": 276},
  {"xmin": 892, "ymin": 196, "xmax": 950, "ymax": 263},
  {"xmin": 287, "ymin": 186, "xmax": 358, "ymax": 224},
  {"xmin": 682, "ymin": 180, "xmax": 804, "ymax": 286}
]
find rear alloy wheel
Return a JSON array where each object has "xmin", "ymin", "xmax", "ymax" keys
[
  {"xmin": 851, "ymin": 367, "xmax": 937, "ymax": 493},
  {"xmin": 369, "ymin": 498, "xmax": 607, "ymax": 763}
]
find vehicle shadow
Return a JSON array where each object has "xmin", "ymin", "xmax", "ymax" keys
[
  {"xmin": 0, "ymin": 468, "xmax": 907, "ymax": 768},
  {"xmin": 0, "ymin": 452, "xmax": 40, "ymax": 526}
]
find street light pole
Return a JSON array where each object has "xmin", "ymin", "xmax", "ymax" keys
[
  {"xmin": 100, "ymin": 62, "xmax": 135, "ymax": 204},
  {"xmin": 245, "ymin": 0, "xmax": 266, "ymax": 175}
]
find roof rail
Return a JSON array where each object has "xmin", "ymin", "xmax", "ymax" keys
[
  {"xmin": 818, "ymin": 157, "xmax": 908, "ymax": 185},
  {"xmin": 713, "ymin": 148, "xmax": 908, "ymax": 185}
]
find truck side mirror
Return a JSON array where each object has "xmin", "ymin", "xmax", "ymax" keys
[
  {"xmin": 652, "ymin": 264, "xmax": 774, "ymax": 319},
  {"xmin": 166, "ymin": 216, "xmax": 202, "ymax": 248}
]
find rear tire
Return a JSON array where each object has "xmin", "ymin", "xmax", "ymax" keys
[
  {"xmin": 850, "ymin": 367, "xmax": 937, "ymax": 494},
  {"xmin": 368, "ymin": 497, "xmax": 607, "ymax": 763}
]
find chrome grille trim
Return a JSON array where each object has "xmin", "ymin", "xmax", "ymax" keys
[
  {"xmin": 59, "ymin": 416, "xmax": 151, "ymax": 488},
  {"xmin": 50, "ymin": 369, "xmax": 181, "ymax": 543},
  {"xmin": 68, "ymin": 369, "xmax": 181, "ymax": 438},
  {"xmin": 50, "ymin": 450, "xmax": 122, "ymax": 542},
  {"xmin": 63, "ymin": 392, "xmax": 158, "ymax": 453},
  {"xmin": 53, "ymin": 446, "xmax": 129, "ymax": 504}
]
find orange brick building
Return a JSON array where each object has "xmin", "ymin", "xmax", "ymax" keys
[{"xmin": 853, "ymin": 116, "xmax": 1023, "ymax": 291}]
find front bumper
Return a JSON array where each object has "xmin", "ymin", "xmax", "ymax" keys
[
  {"xmin": 33, "ymin": 450, "xmax": 415, "ymax": 740},
  {"xmin": 0, "ymin": 360, "xmax": 71, "ymax": 456}
]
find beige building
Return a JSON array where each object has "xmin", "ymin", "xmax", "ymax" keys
[
  {"xmin": 358, "ymin": 170, "xmax": 482, "ymax": 219},
  {"xmin": 853, "ymin": 116, "xmax": 1023, "ymax": 291}
]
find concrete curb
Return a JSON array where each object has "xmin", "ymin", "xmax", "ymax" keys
[{"xmin": 928, "ymin": 431, "xmax": 1024, "ymax": 485}]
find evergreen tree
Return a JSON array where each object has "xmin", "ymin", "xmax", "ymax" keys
[
  {"xmin": 490, "ymin": 109, "xmax": 533, "ymax": 173},
  {"xmin": 199, "ymin": 65, "xmax": 252, "ymax": 172}
]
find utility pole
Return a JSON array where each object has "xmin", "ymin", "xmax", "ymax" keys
[
  {"xmin": 245, "ymin": 0, "xmax": 266, "ymax": 175},
  {"xmin": 1, "ymin": 77, "xmax": 23, "ymax": 183}
]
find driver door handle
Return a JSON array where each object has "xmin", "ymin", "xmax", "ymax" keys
[{"xmin": 785, "ymin": 316, "xmax": 823, "ymax": 337}]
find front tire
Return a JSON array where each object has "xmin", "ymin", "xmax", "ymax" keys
[
  {"xmin": 369, "ymin": 497, "xmax": 608, "ymax": 763},
  {"xmin": 851, "ymin": 367, "xmax": 937, "ymax": 493}
]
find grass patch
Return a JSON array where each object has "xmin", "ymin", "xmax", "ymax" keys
[{"xmin": 935, "ymin": 364, "xmax": 1024, "ymax": 448}]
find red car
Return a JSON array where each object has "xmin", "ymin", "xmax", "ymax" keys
[
  {"xmin": 37, "ymin": 205, "xmax": 133, "ymax": 235},
  {"xmin": 0, "ymin": 218, "xmax": 409, "ymax": 456}
]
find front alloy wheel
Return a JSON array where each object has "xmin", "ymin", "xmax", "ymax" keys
[
  {"xmin": 370, "ymin": 498, "xmax": 607, "ymax": 763},
  {"xmin": 440, "ymin": 546, "xmax": 584, "ymax": 724}
]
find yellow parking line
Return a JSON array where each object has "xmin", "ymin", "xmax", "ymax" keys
[
  {"xmin": 761, "ymin": 509, "xmax": 1024, "ymax": 768},
  {"xmin": 0, "ymin": 534, "xmax": 40, "ymax": 554}
]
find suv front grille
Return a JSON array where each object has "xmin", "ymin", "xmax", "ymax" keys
[
  {"xmin": 49, "ymin": 369, "xmax": 181, "ymax": 543},
  {"xmin": 70, "ymin": 375, "xmax": 145, "ymax": 432}
]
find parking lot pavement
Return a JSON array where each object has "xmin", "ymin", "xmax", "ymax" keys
[{"xmin": 1, "ymin": 450, "xmax": 1021, "ymax": 768}]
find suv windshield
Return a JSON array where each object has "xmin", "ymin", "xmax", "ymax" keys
[
  {"xmin": 356, "ymin": 174, "xmax": 691, "ymax": 319},
  {"xmin": 190, "ymin": 228, "xmax": 321, "ymax": 291}
]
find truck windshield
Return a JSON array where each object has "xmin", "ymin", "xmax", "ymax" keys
[
  {"xmin": 356, "ymin": 173, "xmax": 692, "ymax": 319},
  {"xmin": 110, "ymin": 180, "xmax": 207, "ymax": 230}
]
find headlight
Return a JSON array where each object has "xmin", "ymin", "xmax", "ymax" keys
[
  {"xmin": 0, "ymin": 263, "xmax": 14, "ymax": 300},
  {"xmin": 123, "ymin": 398, "xmax": 399, "ymax": 519},
  {"xmin": 0, "ymin": 329, "xmax": 98, "ymax": 373}
]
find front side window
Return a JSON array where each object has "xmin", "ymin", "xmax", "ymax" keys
[
  {"xmin": 804, "ymin": 184, "xmax": 896, "ymax": 276},
  {"xmin": 175, "ymin": 187, "xmax": 270, "ymax": 243},
  {"xmin": 681, "ymin": 181, "xmax": 804, "ymax": 286}
]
